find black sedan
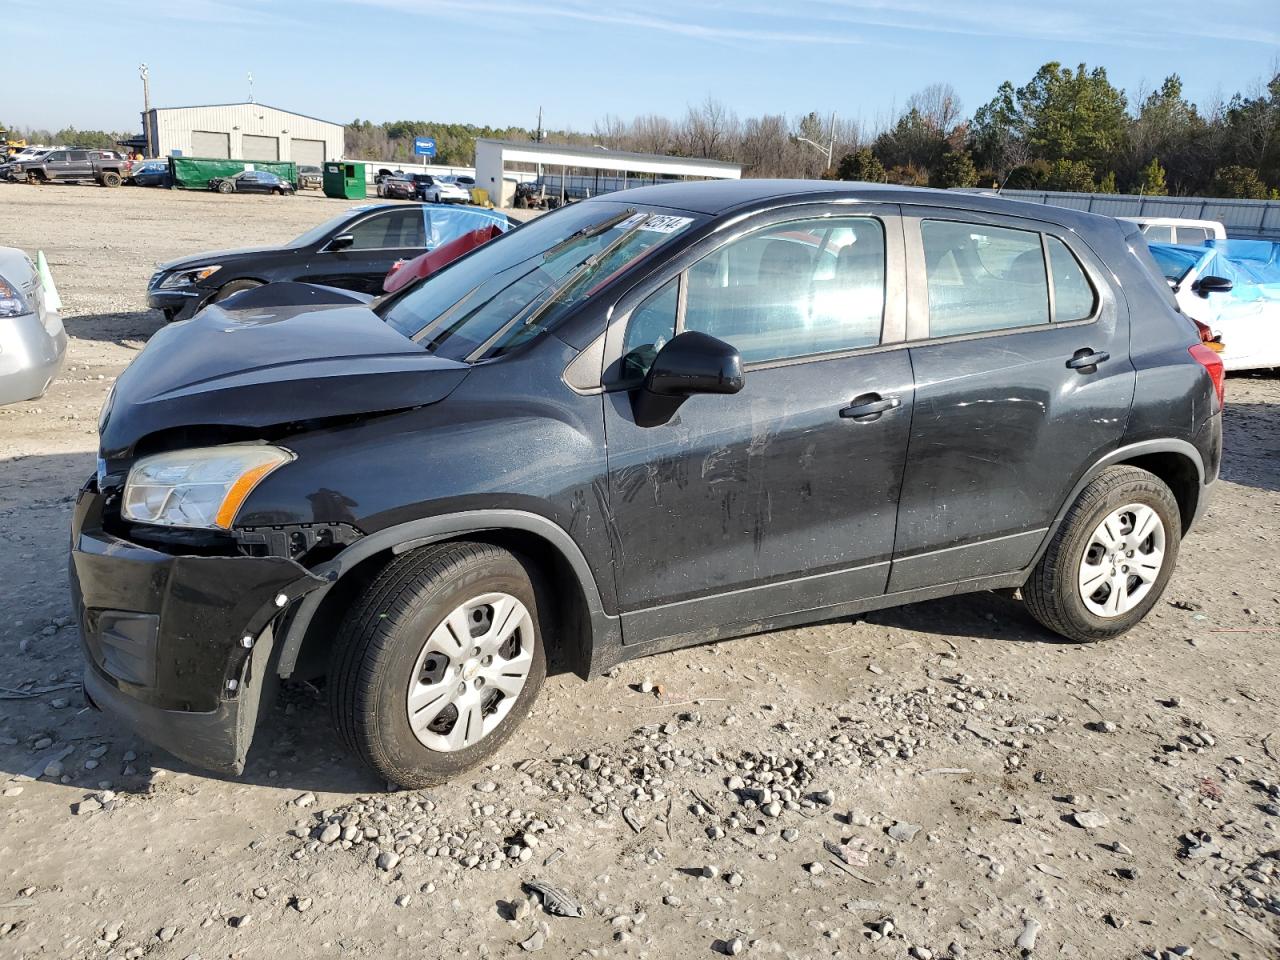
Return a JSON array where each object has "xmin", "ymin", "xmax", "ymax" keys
[
  {"xmin": 146, "ymin": 203, "xmax": 502, "ymax": 321},
  {"xmin": 208, "ymin": 170, "xmax": 295, "ymax": 195}
]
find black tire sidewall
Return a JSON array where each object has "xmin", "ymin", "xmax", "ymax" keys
[
  {"xmin": 356, "ymin": 554, "xmax": 547, "ymax": 786},
  {"xmin": 212, "ymin": 279, "xmax": 261, "ymax": 302},
  {"xmin": 1049, "ymin": 477, "xmax": 1181, "ymax": 639}
]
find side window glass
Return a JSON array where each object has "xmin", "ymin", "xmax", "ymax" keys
[
  {"xmin": 347, "ymin": 210, "xmax": 425, "ymax": 249},
  {"xmin": 1176, "ymin": 227, "xmax": 1208, "ymax": 246},
  {"xmin": 620, "ymin": 278, "xmax": 678, "ymax": 381},
  {"xmin": 921, "ymin": 220, "xmax": 1048, "ymax": 337},
  {"xmin": 1045, "ymin": 236, "xmax": 1097, "ymax": 322},
  {"xmin": 1144, "ymin": 224, "xmax": 1174, "ymax": 243},
  {"xmin": 683, "ymin": 217, "xmax": 885, "ymax": 364}
]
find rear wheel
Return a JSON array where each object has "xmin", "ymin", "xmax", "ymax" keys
[
  {"xmin": 329, "ymin": 542, "xmax": 547, "ymax": 787},
  {"xmin": 100, "ymin": 171, "xmax": 122, "ymax": 188},
  {"xmin": 1023, "ymin": 466, "xmax": 1181, "ymax": 643}
]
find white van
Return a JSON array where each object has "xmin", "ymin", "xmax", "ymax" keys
[{"xmin": 1119, "ymin": 217, "xmax": 1226, "ymax": 246}]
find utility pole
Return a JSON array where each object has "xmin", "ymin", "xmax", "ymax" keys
[
  {"xmin": 794, "ymin": 110, "xmax": 838, "ymax": 172},
  {"xmin": 247, "ymin": 72, "xmax": 255, "ymax": 103},
  {"xmin": 139, "ymin": 63, "xmax": 151, "ymax": 158}
]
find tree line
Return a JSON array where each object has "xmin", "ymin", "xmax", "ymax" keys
[{"xmin": 344, "ymin": 62, "xmax": 1280, "ymax": 200}]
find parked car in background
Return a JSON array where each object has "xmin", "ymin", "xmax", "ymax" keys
[
  {"xmin": 418, "ymin": 175, "xmax": 470, "ymax": 204},
  {"xmin": 208, "ymin": 170, "xmax": 295, "ymax": 195},
  {"xmin": 10, "ymin": 149, "xmax": 132, "ymax": 186},
  {"xmin": 128, "ymin": 160, "xmax": 171, "ymax": 188},
  {"xmin": 298, "ymin": 165, "xmax": 323, "ymax": 190},
  {"xmin": 1122, "ymin": 217, "xmax": 1226, "ymax": 246},
  {"xmin": 146, "ymin": 202, "xmax": 504, "ymax": 319},
  {"xmin": 377, "ymin": 175, "xmax": 418, "ymax": 200},
  {"xmin": 1147, "ymin": 239, "xmax": 1280, "ymax": 371},
  {"xmin": 80, "ymin": 181, "xmax": 1222, "ymax": 787},
  {"xmin": 0, "ymin": 247, "xmax": 66, "ymax": 404}
]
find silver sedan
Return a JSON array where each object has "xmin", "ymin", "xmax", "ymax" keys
[{"xmin": 0, "ymin": 247, "xmax": 66, "ymax": 404}]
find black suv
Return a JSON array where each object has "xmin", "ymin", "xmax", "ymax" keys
[{"xmin": 72, "ymin": 181, "xmax": 1223, "ymax": 787}]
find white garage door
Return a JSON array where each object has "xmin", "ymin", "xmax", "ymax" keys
[
  {"xmin": 191, "ymin": 130, "xmax": 230, "ymax": 159},
  {"xmin": 242, "ymin": 134, "xmax": 279, "ymax": 162},
  {"xmin": 292, "ymin": 138, "xmax": 325, "ymax": 167}
]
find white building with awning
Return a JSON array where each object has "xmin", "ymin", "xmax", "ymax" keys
[{"xmin": 475, "ymin": 138, "xmax": 742, "ymax": 208}]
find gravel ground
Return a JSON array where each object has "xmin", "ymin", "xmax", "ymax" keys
[{"xmin": 1, "ymin": 184, "xmax": 1278, "ymax": 960}]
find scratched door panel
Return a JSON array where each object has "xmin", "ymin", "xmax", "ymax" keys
[{"xmin": 603, "ymin": 348, "xmax": 915, "ymax": 641}]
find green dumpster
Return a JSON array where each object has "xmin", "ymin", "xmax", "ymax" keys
[{"xmin": 323, "ymin": 161, "xmax": 367, "ymax": 200}]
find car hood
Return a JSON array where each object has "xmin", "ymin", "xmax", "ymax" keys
[
  {"xmin": 155, "ymin": 245, "xmax": 295, "ymax": 274},
  {"xmin": 99, "ymin": 300, "xmax": 469, "ymax": 462}
]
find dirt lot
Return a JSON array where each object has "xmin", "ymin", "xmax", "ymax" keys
[{"xmin": 1, "ymin": 184, "xmax": 1278, "ymax": 960}]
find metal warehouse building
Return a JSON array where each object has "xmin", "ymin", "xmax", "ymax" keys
[{"xmin": 142, "ymin": 102, "xmax": 344, "ymax": 166}]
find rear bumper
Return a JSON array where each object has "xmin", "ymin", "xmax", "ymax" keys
[
  {"xmin": 70, "ymin": 479, "xmax": 325, "ymax": 774},
  {"xmin": 0, "ymin": 310, "xmax": 66, "ymax": 404}
]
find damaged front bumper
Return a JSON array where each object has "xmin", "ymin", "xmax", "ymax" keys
[{"xmin": 70, "ymin": 479, "xmax": 326, "ymax": 775}]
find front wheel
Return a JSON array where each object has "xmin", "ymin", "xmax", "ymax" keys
[
  {"xmin": 1023, "ymin": 466, "xmax": 1181, "ymax": 643},
  {"xmin": 329, "ymin": 542, "xmax": 547, "ymax": 788}
]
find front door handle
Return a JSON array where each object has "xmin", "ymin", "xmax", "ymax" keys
[
  {"xmin": 1066, "ymin": 348, "xmax": 1111, "ymax": 371},
  {"xmin": 840, "ymin": 393, "xmax": 901, "ymax": 420}
]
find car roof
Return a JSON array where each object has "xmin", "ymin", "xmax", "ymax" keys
[{"xmin": 588, "ymin": 179, "xmax": 1117, "ymax": 234}]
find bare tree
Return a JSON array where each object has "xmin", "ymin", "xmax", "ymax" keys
[
  {"xmin": 629, "ymin": 114, "xmax": 675, "ymax": 155},
  {"xmin": 592, "ymin": 114, "xmax": 627, "ymax": 150},
  {"xmin": 908, "ymin": 83, "xmax": 964, "ymax": 136},
  {"xmin": 684, "ymin": 96, "xmax": 740, "ymax": 160}
]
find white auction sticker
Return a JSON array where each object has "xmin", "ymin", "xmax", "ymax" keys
[{"xmin": 638, "ymin": 215, "xmax": 694, "ymax": 234}]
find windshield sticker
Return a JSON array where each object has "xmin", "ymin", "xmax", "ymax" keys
[
  {"xmin": 617, "ymin": 212, "xmax": 649, "ymax": 230},
  {"xmin": 639, "ymin": 215, "xmax": 694, "ymax": 234}
]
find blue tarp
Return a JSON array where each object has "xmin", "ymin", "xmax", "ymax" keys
[
  {"xmin": 420, "ymin": 204, "xmax": 509, "ymax": 248},
  {"xmin": 1148, "ymin": 241, "xmax": 1280, "ymax": 297}
]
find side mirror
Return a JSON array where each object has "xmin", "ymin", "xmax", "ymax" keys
[
  {"xmin": 1192, "ymin": 275, "xmax": 1232, "ymax": 298},
  {"xmin": 326, "ymin": 234, "xmax": 354, "ymax": 252},
  {"xmin": 633, "ymin": 331, "xmax": 744, "ymax": 427}
]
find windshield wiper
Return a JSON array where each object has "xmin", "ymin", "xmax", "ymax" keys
[
  {"xmin": 466, "ymin": 213, "xmax": 653, "ymax": 362},
  {"xmin": 542, "ymin": 208, "xmax": 637, "ymax": 258}
]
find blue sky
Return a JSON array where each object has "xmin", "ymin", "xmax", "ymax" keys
[{"xmin": 6, "ymin": 0, "xmax": 1278, "ymax": 134}]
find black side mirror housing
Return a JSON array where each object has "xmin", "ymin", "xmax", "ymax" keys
[
  {"xmin": 633, "ymin": 331, "xmax": 744, "ymax": 426},
  {"xmin": 326, "ymin": 234, "xmax": 355, "ymax": 252},
  {"xmin": 1192, "ymin": 275, "xmax": 1233, "ymax": 298}
]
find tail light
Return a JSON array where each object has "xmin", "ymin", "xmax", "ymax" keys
[
  {"xmin": 1191, "ymin": 317, "xmax": 1224, "ymax": 353},
  {"xmin": 1189, "ymin": 342, "xmax": 1225, "ymax": 409}
]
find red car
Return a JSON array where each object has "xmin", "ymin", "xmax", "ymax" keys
[{"xmin": 383, "ymin": 224, "xmax": 506, "ymax": 294}]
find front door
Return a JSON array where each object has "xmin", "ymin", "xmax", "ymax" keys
[
  {"xmin": 303, "ymin": 208, "xmax": 428, "ymax": 294},
  {"xmin": 888, "ymin": 209, "xmax": 1135, "ymax": 592},
  {"xmin": 601, "ymin": 206, "xmax": 915, "ymax": 645}
]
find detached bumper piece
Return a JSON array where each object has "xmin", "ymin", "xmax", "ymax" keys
[{"xmin": 70, "ymin": 481, "xmax": 326, "ymax": 774}]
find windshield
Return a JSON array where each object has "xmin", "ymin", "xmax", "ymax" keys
[
  {"xmin": 381, "ymin": 201, "xmax": 700, "ymax": 361},
  {"xmin": 1146, "ymin": 244, "xmax": 1205, "ymax": 285}
]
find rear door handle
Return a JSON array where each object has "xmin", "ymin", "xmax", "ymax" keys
[
  {"xmin": 840, "ymin": 393, "xmax": 901, "ymax": 420},
  {"xmin": 1066, "ymin": 348, "xmax": 1110, "ymax": 371}
]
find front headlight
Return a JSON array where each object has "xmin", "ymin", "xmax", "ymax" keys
[
  {"xmin": 122, "ymin": 444, "xmax": 294, "ymax": 530},
  {"xmin": 159, "ymin": 265, "xmax": 221, "ymax": 288},
  {"xmin": 0, "ymin": 273, "xmax": 30, "ymax": 318}
]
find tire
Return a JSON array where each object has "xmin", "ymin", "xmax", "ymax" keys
[
  {"xmin": 329, "ymin": 542, "xmax": 548, "ymax": 788},
  {"xmin": 211, "ymin": 279, "xmax": 262, "ymax": 303},
  {"xmin": 1023, "ymin": 466, "xmax": 1181, "ymax": 643},
  {"xmin": 26, "ymin": 171, "xmax": 43, "ymax": 184},
  {"xmin": 100, "ymin": 171, "xmax": 122, "ymax": 188},
  {"xmin": 216, "ymin": 181, "xmax": 234, "ymax": 194}
]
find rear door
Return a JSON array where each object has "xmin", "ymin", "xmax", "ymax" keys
[
  {"xmin": 888, "ymin": 207, "xmax": 1134, "ymax": 592},
  {"xmin": 302, "ymin": 207, "xmax": 427, "ymax": 293},
  {"xmin": 600, "ymin": 204, "xmax": 915, "ymax": 644}
]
